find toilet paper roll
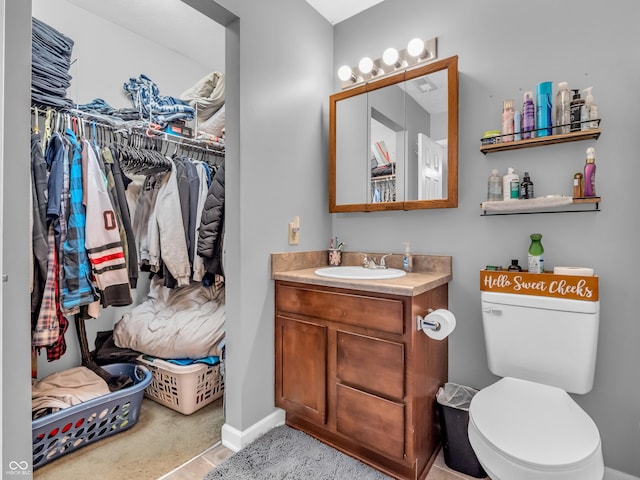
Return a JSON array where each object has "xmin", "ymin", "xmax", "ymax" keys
[{"xmin": 422, "ymin": 309, "xmax": 456, "ymax": 340}]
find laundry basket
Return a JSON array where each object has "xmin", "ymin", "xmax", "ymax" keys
[
  {"xmin": 32, "ymin": 363, "xmax": 152, "ymax": 469},
  {"xmin": 137, "ymin": 355, "xmax": 224, "ymax": 415}
]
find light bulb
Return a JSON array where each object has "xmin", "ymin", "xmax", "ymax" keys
[
  {"xmin": 358, "ymin": 56, "xmax": 374, "ymax": 74},
  {"xmin": 337, "ymin": 65, "xmax": 354, "ymax": 82},
  {"xmin": 407, "ymin": 38, "xmax": 425, "ymax": 57},
  {"xmin": 382, "ymin": 47, "xmax": 399, "ymax": 66}
]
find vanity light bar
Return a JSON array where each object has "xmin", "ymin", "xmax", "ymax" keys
[{"xmin": 338, "ymin": 37, "xmax": 437, "ymax": 90}]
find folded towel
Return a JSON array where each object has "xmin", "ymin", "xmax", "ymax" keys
[{"xmin": 482, "ymin": 196, "xmax": 573, "ymax": 212}]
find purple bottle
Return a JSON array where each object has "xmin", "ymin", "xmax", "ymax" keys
[
  {"xmin": 584, "ymin": 147, "xmax": 596, "ymax": 197},
  {"xmin": 522, "ymin": 91, "xmax": 535, "ymax": 139}
]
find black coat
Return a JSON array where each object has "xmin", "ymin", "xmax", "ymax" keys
[{"xmin": 197, "ymin": 160, "xmax": 225, "ymax": 277}]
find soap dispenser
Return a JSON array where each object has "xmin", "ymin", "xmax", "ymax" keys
[{"xmin": 402, "ymin": 242, "xmax": 413, "ymax": 272}]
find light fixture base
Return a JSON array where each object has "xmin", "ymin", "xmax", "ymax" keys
[{"xmin": 339, "ymin": 37, "xmax": 437, "ymax": 90}]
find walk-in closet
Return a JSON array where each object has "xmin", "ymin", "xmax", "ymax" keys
[{"xmin": 29, "ymin": 1, "xmax": 228, "ymax": 478}]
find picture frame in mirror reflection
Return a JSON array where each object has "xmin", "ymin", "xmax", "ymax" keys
[{"xmin": 329, "ymin": 55, "xmax": 458, "ymax": 212}]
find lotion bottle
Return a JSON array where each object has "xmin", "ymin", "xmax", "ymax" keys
[
  {"xmin": 584, "ymin": 147, "xmax": 597, "ymax": 197},
  {"xmin": 502, "ymin": 167, "xmax": 519, "ymax": 200},
  {"xmin": 581, "ymin": 87, "xmax": 598, "ymax": 131},
  {"xmin": 402, "ymin": 242, "xmax": 413, "ymax": 272}
]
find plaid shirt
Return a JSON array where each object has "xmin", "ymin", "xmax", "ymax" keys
[{"xmin": 60, "ymin": 129, "xmax": 96, "ymax": 310}]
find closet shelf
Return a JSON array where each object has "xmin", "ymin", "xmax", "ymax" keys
[
  {"xmin": 480, "ymin": 196, "xmax": 601, "ymax": 216},
  {"xmin": 480, "ymin": 127, "xmax": 601, "ymax": 154}
]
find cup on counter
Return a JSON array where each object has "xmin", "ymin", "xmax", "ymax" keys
[{"xmin": 328, "ymin": 249, "xmax": 342, "ymax": 266}]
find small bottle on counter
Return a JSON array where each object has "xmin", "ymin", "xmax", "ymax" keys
[
  {"xmin": 573, "ymin": 172, "xmax": 584, "ymax": 198},
  {"xmin": 508, "ymin": 259, "xmax": 522, "ymax": 272}
]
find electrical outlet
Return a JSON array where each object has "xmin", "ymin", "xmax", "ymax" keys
[{"xmin": 288, "ymin": 216, "xmax": 300, "ymax": 245}]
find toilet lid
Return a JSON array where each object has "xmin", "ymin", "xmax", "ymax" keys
[{"xmin": 469, "ymin": 377, "xmax": 601, "ymax": 469}]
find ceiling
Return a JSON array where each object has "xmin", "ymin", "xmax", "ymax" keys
[
  {"xmin": 63, "ymin": 0, "xmax": 381, "ymax": 70},
  {"xmin": 304, "ymin": 0, "xmax": 383, "ymax": 24}
]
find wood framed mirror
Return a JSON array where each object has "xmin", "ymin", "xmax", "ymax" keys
[{"xmin": 329, "ymin": 55, "xmax": 458, "ymax": 212}]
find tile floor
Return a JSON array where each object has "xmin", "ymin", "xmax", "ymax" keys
[{"xmin": 157, "ymin": 440, "xmax": 488, "ymax": 480}]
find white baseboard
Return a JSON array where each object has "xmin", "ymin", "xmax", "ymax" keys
[
  {"xmin": 221, "ymin": 408, "xmax": 286, "ymax": 452},
  {"xmin": 605, "ymin": 467, "xmax": 640, "ymax": 480}
]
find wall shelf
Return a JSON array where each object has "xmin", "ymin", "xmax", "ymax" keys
[
  {"xmin": 480, "ymin": 197, "xmax": 600, "ymax": 216},
  {"xmin": 480, "ymin": 128, "xmax": 601, "ymax": 154}
]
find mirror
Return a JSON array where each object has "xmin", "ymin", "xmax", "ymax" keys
[{"xmin": 329, "ymin": 55, "xmax": 458, "ymax": 212}]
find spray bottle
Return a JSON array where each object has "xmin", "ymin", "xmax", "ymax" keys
[
  {"xmin": 402, "ymin": 242, "xmax": 413, "ymax": 272},
  {"xmin": 555, "ymin": 81, "xmax": 571, "ymax": 134},
  {"xmin": 522, "ymin": 91, "xmax": 535, "ymax": 139},
  {"xmin": 584, "ymin": 147, "xmax": 597, "ymax": 197}
]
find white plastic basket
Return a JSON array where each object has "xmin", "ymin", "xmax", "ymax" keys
[{"xmin": 137, "ymin": 355, "xmax": 224, "ymax": 415}]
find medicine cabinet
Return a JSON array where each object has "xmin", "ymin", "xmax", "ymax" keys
[
  {"xmin": 479, "ymin": 125, "xmax": 602, "ymax": 216},
  {"xmin": 329, "ymin": 55, "xmax": 459, "ymax": 212}
]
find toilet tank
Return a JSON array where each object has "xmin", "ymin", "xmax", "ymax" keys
[{"xmin": 481, "ymin": 291, "xmax": 599, "ymax": 394}]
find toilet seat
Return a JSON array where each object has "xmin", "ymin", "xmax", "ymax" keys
[{"xmin": 468, "ymin": 377, "xmax": 603, "ymax": 477}]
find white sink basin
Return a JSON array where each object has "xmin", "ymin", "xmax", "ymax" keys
[{"xmin": 314, "ymin": 266, "xmax": 407, "ymax": 280}]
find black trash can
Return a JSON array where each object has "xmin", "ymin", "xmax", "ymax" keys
[{"xmin": 436, "ymin": 382, "xmax": 487, "ymax": 478}]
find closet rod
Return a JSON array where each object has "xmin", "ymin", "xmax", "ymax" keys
[{"xmin": 31, "ymin": 106, "xmax": 225, "ymax": 158}]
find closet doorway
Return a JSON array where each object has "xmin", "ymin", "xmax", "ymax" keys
[{"xmin": 27, "ymin": 0, "xmax": 238, "ymax": 478}]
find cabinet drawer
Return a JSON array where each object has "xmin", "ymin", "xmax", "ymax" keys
[
  {"xmin": 337, "ymin": 331, "xmax": 404, "ymax": 400},
  {"xmin": 276, "ymin": 284, "xmax": 404, "ymax": 334},
  {"xmin": 336, "ymin": 384, "xmax": 405, "ymax": 459}
]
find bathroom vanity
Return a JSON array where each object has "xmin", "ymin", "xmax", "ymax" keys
[{"xmin": 272, "ymin": 251, "xmax": 452, "ymax": 480}]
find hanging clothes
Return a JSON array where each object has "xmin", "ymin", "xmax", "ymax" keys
[
  {"xmin": 60, "ymin": 129, "xmax": 97, "ymax": 312},
  {"xmin": 81, "ymin": 138, "xmax": 132, "ymax": 307},
  {"xmin": 197, "ymin": 159, "xmax": 225, "ymax": 281}
]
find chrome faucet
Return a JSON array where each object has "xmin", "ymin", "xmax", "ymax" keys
[
  {"xmin": 379, "ymin": 253, "xmax": 392, "ymax": 268},
  {"xmin": 362, "ymin": 255, "xmax": 377, "ymax": 269}
]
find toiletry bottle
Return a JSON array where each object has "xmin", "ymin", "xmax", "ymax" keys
[
  {"xmin": 522, "ymin": 92, "xmax": 536, "ymax": 139},
  {"xmin": 501, "ymin": 99, "xmax": 515, "ymax": 142},
  {"xmin": 522, "ymin": 91, "xmax": 536, "ymax": 139},
  {"xmin": 519, "ymin": 172, "xmax": 534, "ymax": 199},
  {"xmin": 514, "ymin": 109, "xmax": 522, "ymax": 141},
  {"xmin": 536, "ymin": 81, "xmax": 553, "ymax": 137},
  {"xmin": 402, "ymin": 242, "xmax": 413, "ymax": 272},
  {"xmin": 502, "ymin": 168, "xmax": 519, "ymax": 200},
  {"xmin": 570, "ymin": 89, "xmax": 584, "ymax": 132},
  {"xmin": 581, "ymin": 87, "xmax": 598, "ymax": 131},
  {"xmin": 555, "ymin": 81, "xmax": 571, "ymax": 134},
  {"xmin": 584, "ymin": 147, "xmax": 597, "ymax": 197},
  {"xmin": 487, "ymin": 169, "xmax": 502, "ymax": 201},
  {"xmin": 508, "ymin": 259, "xmax": 522, "ymax": 272},
  {"xmin": 573, "ymin": 172, "xmax": 584, "ymax": 198},
  {"xmin": 528, "ymin": 233, "xmax": 544, "ymax": 273},
  {"xmin": 510, "ymin": 178, "xmax": 520, "ymax": 199}
]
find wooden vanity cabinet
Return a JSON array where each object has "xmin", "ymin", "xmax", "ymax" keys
[{"xmin": 275, "ymin": 280, "xmax": 448, "ymax": 480}]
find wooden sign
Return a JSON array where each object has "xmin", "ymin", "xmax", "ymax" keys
[{"xmin": 480, "ymin": 270, "xmax": 599, "ymax": 301}]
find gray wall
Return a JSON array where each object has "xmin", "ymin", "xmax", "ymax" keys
[{"xmin": 333, "ymin": 0, "xmax": 640, "ymax": 476}]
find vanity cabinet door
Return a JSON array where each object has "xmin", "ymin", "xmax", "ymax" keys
[{"xmin": 275, "ymin": 316, "xmax": 327, "ymax": 425}]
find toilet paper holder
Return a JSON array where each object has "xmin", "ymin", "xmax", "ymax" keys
[{"xmin": 416, "ymin": 309, "xmax": 440, "ymax": 332}]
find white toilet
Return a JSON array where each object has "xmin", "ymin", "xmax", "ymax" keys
[{"xmin": 468, "ymin": 291, "xmax": 604, "ymax": 480}]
